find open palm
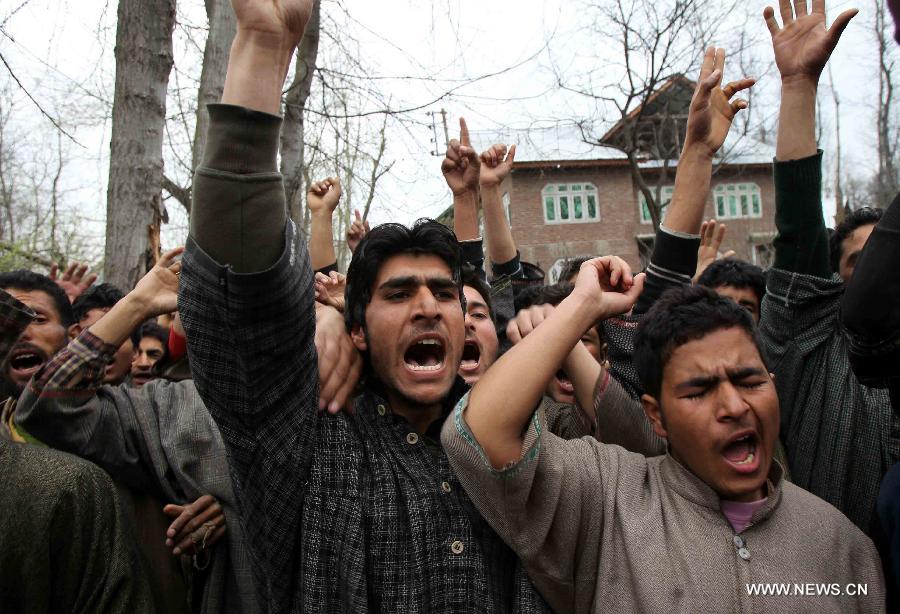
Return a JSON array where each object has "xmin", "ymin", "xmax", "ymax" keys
[
  {"xmin": 685, "ymin": 48, "xmax": 754, "ymax": 157},
  {"xmin": 231, "ymin": 0, "xmax": 313, "ymax": 40},
  {"xmin": 765, "ymin": 0, "xmax": 858, "ymax": 82}
]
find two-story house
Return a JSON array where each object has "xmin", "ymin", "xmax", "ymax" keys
[{"xmin": 463, "ymin": 77, "xmax": 777, "ymax": 282}]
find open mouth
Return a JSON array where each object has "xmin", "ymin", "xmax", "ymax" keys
[
  {"xmin": 460, "ymin": 341, "xmax": 481, "ymax": 373},
  {"xmin": 403, "ymin": 337, "xmax": 446, "ymax": 373},
  {"xmin": 131, "ymin": 369, "xmax": 154, "ymax": 386},
  {"xmin": 722, "ymin": 432, "xmax": 760, "ymax": 473},
  {"xmin": 8, "ymin": 347, "xmax": 46, "ymax": 378},
  {"xmin": 554, "ymin": 370, "xmax": 574, "ymax": 394}
]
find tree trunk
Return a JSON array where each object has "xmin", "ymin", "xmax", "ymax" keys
[
  {"xmin": 281, "ymin": 0, "xmax": 321, "ymax": 229},
  {"xmin": 104, "ymin": 0, "xmax": 176, "ymax": 290},
  {"xmin": 190, "ymin": 0, "xmax": 237, "ymax": 195},
  {"xmin": 876, "ymin": 0, "xmax": 899, "ymax": 207}
]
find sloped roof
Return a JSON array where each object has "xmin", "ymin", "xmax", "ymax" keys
[
  {"xmin": 600, "ymin": 75, "xmax": 696, "ymax": 146},
  {"xmin": 466, "ymin": 72, "xmax": 775, "ymax": 169},
  {"xmin": 468, "ymin": 123, "xmax": 627, "ymax": 166}
]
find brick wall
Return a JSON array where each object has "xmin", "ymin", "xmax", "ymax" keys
[{"xmin": 505, "ymin": 162, "xmax": 776, "ymax": 277}]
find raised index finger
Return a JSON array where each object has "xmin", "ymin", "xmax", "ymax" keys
[{"xmin": 459, "ymin": 117, "xmax": 470, "ymax": 147}]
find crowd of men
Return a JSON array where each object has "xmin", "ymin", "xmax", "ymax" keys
[{"xmin": 1, "ymin": 0, "xmax": 899, "ymax": 612}]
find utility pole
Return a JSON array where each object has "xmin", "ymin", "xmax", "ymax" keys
[{"xmin": 428, "ymin": 108, "xmax": 450, "ymax": 156}]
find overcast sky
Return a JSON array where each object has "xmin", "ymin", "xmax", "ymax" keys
[{"xmin": 0, "ymin": 0, "xmax": 890, "ymax": 256}]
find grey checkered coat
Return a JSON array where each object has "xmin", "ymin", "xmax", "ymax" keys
[{"xmin": 178, "ymin": 104, "xmax": 550, "ymax": 613}]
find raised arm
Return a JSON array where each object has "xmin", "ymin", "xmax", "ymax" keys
[
  {"xmin": 766, "ymin": 0, "xmax": 857, "ymax": 277},
  {"xmin": 443, "ymin": 117, "xmax": 481, "ymax": 238},
  {"xmin": 346, "ymin": 209, "xmax": 369, "ymax": 254},
  {"xmin": 480, "ymin": 144, "xmax": 519, "ymax": 269},
  {"xmin": 634, "ymin": 47, "xmax": 753, "ymax": 313},
  {"xmin": 307, "ymin": 177, "xmax": 342, "ymax": 272},
  {"xmin": 177, "ymin": 1, "xmax": 321, "ymax": 605},
  {"xmin": 15, "ymin": 250, "xmax": 190, "ymax": 497},
  {"xmin": 466, "ymin": 258, "xmax": 644, "ymax": 467},
  {"xmin": 442, "ymin": 118, "xmax": 485, "ymax": 271},
  {"xmin": 189, "ymin": 0, "xmax": 311, "ymax": 272}
]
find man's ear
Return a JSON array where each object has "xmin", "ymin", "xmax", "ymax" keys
[
  {"xmin": 641, "ymin": 394, "xmax": 668, "ymax": 440},
  {"xmin": 68, "ymin": 323, "xmax": 82, "ymax": 340},
  {"xmin": 350, "ymin": 324, "xmax": 368, "ymax": 352}
]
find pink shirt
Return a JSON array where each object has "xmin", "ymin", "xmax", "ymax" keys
[{"xmin": 720, "ymin": 498, "xmax": 768, "ymax": 534}]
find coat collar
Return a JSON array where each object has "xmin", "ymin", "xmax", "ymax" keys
[{"xmin": 660, "ymin": 453, "xmax": 785, "ymax": 527}]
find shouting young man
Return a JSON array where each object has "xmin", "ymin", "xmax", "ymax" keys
[
  {"xmin": 443, "ymin": 275, "xmax": 883, "ymax": 612},
  {"xmin": 178, "ymin": 0, "xmax": 550, "ymax": 611}
]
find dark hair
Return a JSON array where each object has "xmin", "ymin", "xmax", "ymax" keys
[
  {"xmin": 461, "ymin": 264, "xmax": 493, "ymax": 320},
  {"xmin": 72, "ymin": 283, "xmax": 125, "ymax": 322},
  {"xmin": 137, "ymin": 320, "xmax": 169, "ymax": 347},
  {"xmin": 345, "ymin": 219, "xmax": 463, "ymax": 331},
  {"xmin": 0, "ymin": 269, "xmax": 74, "ymax": 327},
  {"xmin": 514, "ymin": 282, "xmax": 574, "ymax": 313},
  {"xmin": 634, "ymin": 285, "xmax": 762, "ymax": 399},
  {"xmin": 697, "ymin": 258, "xmax": 766, "ymax": 306},
  {"xmin": 558, "ymin": 256, "xmax": 593, "ymax": 284},
  {"xmin": 830, "ymin": 207, "xmax": 883, "ymax": 273}
]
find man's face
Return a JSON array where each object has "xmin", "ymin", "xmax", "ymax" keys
[
  {"xmin": 458, "ymin": 285, "xmax": 499, "ymax": 385},
  {"xmin": 839, "ymin": 223, "xmax": 876, "ymax": 283},
  {"xmin": 352, "ymin": 254, "xmax": 465, "ymax": 408},
  {"xmin": 3, "ymin": 288, "xmax": 68, "ymax": 393},
  {"xmin": 75, "ymin": 307, "xmax": 134, "ymax": 385},
  {"xmin": 712, "ymin": 285, "xmax": 760, "ymax": 323},
  {"xmin": 643, "ymin": 327, "xmax": 779, "ymax": 502},
  {"xmin": 547, "ymin": 326, "xmax": 604, "ymax": 404},
  {"xmin": 131, "ymin": 336, "xmax": 165, "ymax": 387}
]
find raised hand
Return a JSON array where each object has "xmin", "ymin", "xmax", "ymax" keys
[
  {"xmin": 694, "ymin": 220, "xmax": 736, "ymax": 282},
  {"xmin": 572, "ymin": 256, "xmax": 645, "ymax": 321},
  {"xmin": 50, "ymin": 261, "xmax": 97, "ymax": 302},
  {"xmin": 307, "ymin": 177, "xmax": 342, "ymax": 216},
  {"xmin": 684, "ymin": 47, "xmax": 755, "ymax": 158},
  {"xmin": 346, "ymin": 209, "xmax": 370, "ymax": 254},
  {"xmin": 479, "ymin": 144, "xmax": 516, "ymax": 188},
  {"xmin": 764, "ymin": 0, "xmax": 858, "ymax": 84},
  {"xmin": 441, "ymin": 118, "xmax": 480, "ymax": 196},
  {"xmin": 131, "ymin": 247, "xmax": 184, "ymax": 318},
  {"xmin": 163, "ymin": 494, "xmax": 226, "ymax": 558},
  {"xmin": 314, "ymin": 271, "xmax": 346, "ymax": 313},
  {"xmin": 231, "ymin": 0, "xmax": 314, "ymax": 43}
]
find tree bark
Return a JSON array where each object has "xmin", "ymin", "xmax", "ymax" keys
[
  {"xmin": 875, "ymin": 0, "xmax": 899, "ymax": 208},
  {"xmin": 190, "ymin": 0, "xmax": 237, "ymax": 199},
  {"xmin": 104, "ymin": 0, "xmax": 176, "ymax": 290},
  {"xmin": 281, "ymin": 0, "xmax": 321, "ymax": 228}
]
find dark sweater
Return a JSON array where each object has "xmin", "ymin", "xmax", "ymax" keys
[
  {"xmin": 760, "ymin": 152, "xmax": 897, "ymax": 533},
  {"xmin": 0, "ymin": 440, "xmax": 155, "ymax": 613},
  {"xmin": 841, "ymin": 191, "xmax": 900, "ymax": 392}
]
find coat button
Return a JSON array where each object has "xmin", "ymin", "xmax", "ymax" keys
[
  {"xmin": 377, "ymin": 404, "xmax": 386, "ymax": 416},
  {"xmin": 451, "ymin": 540, "xmax": 464, "ymax": 555},
  {"xmin": 738, "ymin": 547, "xmax": 751, "ymax": 561},
  {"xmin": 733, "ymin": 535, "xmax": 744, "ymax": 549},
  {"xmin": 406, "ymin": 432, "xmax": 419, "ymax": 445},
  {"xmin": 441, "ymin": 481, "xmax": 452, "ymax": 493}
]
